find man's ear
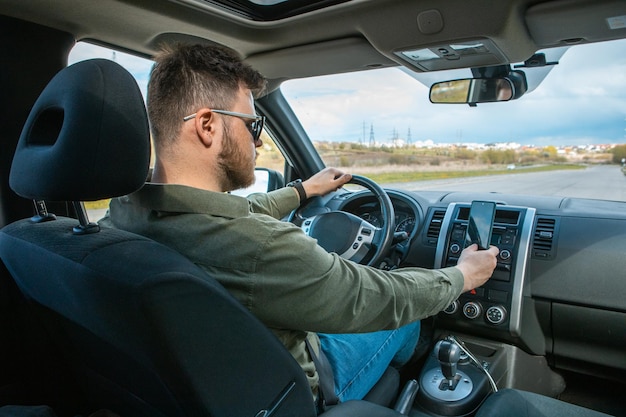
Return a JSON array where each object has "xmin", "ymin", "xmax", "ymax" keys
[{"xmin": 194, "ymin": 108, "xmax": 217, "ymax": 147}]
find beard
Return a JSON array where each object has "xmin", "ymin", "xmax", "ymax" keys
[{"xmin": 217, "ymin": 122, "xmax": 256, "ymax": 192}]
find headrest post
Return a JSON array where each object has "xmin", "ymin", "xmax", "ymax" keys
[
  {"xmin": 72, "ymin": 201, "xmax": 100, "ymax": 235},
  {"xmin": 31, "ymin": 200, "xmax": 57, "ymax": 223}
]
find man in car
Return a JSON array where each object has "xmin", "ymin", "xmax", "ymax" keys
[{"xmin": 100, "ymin": 43, "xmax": 499, "ymax": 405}]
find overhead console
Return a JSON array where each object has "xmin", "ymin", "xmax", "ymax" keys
[{"xmin": 434, "ymin": 203, "xmax": 536, "ymax": 342}]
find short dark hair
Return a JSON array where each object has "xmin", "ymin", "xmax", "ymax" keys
[{"xmin": 147, "ymin": 43, "xmax": 266, "ymax": 150}]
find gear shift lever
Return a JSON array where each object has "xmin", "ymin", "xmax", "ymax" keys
[
  {"xmin": 434, "ymin": 339, "xmax": 461, "ymax": 389},
  {"xmin": 418, "ymin": 336, "xmax": 492, "ymax": 414}
]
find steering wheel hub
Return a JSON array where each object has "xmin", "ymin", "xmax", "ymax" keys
[{"xmin": 303, "ymin": 211, "xmax": 376, "ymax": 263}]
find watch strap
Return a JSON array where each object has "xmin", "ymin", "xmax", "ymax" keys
[{"xmin": 287, "ymin": 179, "xmax": 307, "ymax": 204}]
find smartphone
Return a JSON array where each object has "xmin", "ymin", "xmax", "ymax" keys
[{"xmin": 466, "ymin": 201, "xmax": 496, "ymax": 250}]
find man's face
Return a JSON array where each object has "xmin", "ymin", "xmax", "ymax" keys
[{"xmin": 217, "ymin": 87, "xmax": 261, "ymax": 191}]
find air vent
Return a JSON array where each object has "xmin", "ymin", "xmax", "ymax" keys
[
  {"xmin": 532, "ymin": 216, "xmax": 558, "ymax": 259},
  {"xmin": 425, "ymin": 209, "xmax": 446, "ymax": 245}
]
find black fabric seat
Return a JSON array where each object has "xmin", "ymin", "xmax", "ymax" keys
[{"xmin": 0, "ymin": 59, "xmax": 403, "ymax": 417}]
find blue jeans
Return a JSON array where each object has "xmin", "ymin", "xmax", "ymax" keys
[{"xmin": 318, "ymin": 321, "xmax": 421, "ymax": 402}]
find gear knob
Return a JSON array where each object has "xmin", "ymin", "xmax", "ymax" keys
[{"xmin": 434, "ymin": 340, "xmax": 461, "ymax": 380}]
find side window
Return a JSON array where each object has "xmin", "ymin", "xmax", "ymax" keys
[
  {"xmin": 256, "ymin": 131, "xmax": 286, "ymax": 174},
  {"xmin": 69, "ymin": 42, "xmax": 152, "ymax": 101}
]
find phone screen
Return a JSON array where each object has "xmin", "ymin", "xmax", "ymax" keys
[{"xmin": 466, "ymin": 201, "xmax": 496, "ymax": 250}]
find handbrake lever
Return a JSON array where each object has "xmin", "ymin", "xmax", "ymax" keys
[{"xmin": 393, "ymin": 379, "xmax": 419, "ymax": 415}]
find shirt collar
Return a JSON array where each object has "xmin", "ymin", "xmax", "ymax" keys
[{"xmin": 131, "ymin": 182, "xmax": 251, "ymax": 218}]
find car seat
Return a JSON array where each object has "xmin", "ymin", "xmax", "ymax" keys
[{"xmin": 0, "ymin": 59, "xmax": 403, "ymax": 417}]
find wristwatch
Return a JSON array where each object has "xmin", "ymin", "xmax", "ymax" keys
[{"xmin": 286, "ymin": 179, "xmax": 307, "ymax": 204}]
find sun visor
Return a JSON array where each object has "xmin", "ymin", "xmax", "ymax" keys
[
  {"xmin": 247, "ymin": 37, "xmax": 396, "ymax": 82},
  {"xmin": 526, "ymin": 0, "xmax": 626, "ymax": 47}
]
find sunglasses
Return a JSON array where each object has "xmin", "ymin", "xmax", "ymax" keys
[{"xmin": 183, "ymin": 109, "xmax": 265, "ymax": 142}]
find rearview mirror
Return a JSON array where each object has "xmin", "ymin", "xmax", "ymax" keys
[
  {"xmin": 430, "ymin": 78, "xmax": 514, "ymax": 104},
  {"xmin": 429, "ymin": 69, "xmax": 528, "ymax": 105}
]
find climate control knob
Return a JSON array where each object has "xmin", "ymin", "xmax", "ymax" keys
[
  {"xmin": 463, "ymin": 301, "xmax": 482, "ymax": 320},
  {"xmin": 486, "ymin": 305, "xmax": 507, "ymax": 325},
  {"xmin": 443, "ymin": 300, "xmax": 459, "ymax": 314}
]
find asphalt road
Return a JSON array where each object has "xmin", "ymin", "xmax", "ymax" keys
[{"xmin": 383, "ymin": 165, "xmax": 626, "ymax": 202}]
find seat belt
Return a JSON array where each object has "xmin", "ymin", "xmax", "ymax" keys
[{"xmin": 305, "ymin": 338, "xmax": 340, "ymax": 413}]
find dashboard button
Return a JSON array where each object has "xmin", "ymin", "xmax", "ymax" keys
[
  {"xmin": 468, "ymin": 287, "xmax": 485, "ymax": 298},
  {"xmin": 488, "ymin": 290, "xmax": 508, "ymax": 303}
]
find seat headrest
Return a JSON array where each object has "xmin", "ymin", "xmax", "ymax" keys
[{"xmin": 10, "ymin": 59, "xmax": 151, "ymax": 202}]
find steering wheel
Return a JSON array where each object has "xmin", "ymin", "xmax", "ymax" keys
[{"xmin": 293, "ymin": 174, "xmax": 395, "ymax": 267}]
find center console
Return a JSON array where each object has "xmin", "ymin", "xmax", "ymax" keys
[
  {"xmin": 409, "ymin": 202, "xmax": 566, "ymax": 416},
  {"xmin": 434, "ymin": 203, "xmax": 536, "ymax": 340},
  {"xmin": 412, "ymin": 333, "xmax": 565, "ymax": 416}
]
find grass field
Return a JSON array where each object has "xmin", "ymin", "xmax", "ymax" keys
[{"xmin": 359, "ymin": 163, "xmax": 585, "ymax": 184}]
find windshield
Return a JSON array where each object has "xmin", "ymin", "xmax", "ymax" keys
[{"xmin": 281, "ymin": 38, "xmax": 626, "ymax": 202}]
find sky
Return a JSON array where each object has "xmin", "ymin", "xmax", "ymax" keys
[{"xmin": 69, "ymin": 38, "xmax": 626, "ymax": 147}]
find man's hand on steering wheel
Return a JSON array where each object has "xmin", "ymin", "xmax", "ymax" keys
[{"xmin": 301, "ymin": 167, "xmax": 352, "ymax": 198}]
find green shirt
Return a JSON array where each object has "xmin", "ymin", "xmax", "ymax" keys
[{"xmin": 99, "ymin": 183, "xmax": 464, "ymax": 394}]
